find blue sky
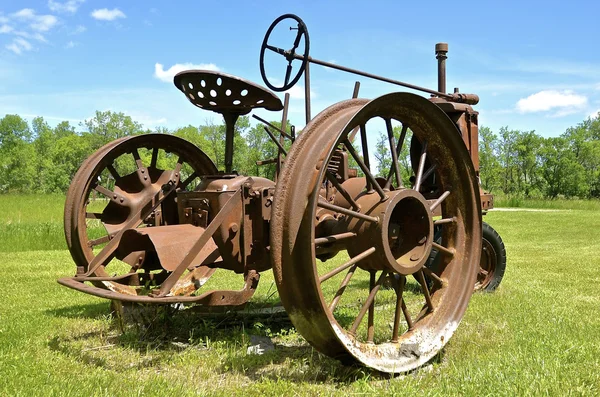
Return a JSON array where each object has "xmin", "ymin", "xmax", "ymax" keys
[{"xmin": 1, "ymin": 0, "xmax": 599, "ymax": 138}]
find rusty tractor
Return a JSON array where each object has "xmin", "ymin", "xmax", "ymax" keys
[{"xmin": 58, "ymin": 14, "xmax": 506, "ymax": 373}]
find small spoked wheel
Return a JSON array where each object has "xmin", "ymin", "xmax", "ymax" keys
[
  {"xmin": 271, "ymin": 93, "xmax": 482, "ymax": 373},
  {"xmin": 475, "ymin": 222, "xmax": 506, "ymax": 292},
  {"xmin": 259, "ymin": 14, "xmax": 310, "ymax": 92},
  {"xmin": 64, "ymin": 134, "xmax": 217, "ymax": 295}
]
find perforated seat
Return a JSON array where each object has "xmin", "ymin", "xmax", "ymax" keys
[{"xmin": 174, "ymin": 70, "xmax": 283, "ymax": 115}]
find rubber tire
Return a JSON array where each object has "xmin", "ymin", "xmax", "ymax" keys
[
  {"xmin": 477, "ymin": 222, "xmax": 506, "ymax": 292},
  {"xmin": 426, "ymin": 221, "xmax": 506, "ymax": 292}
]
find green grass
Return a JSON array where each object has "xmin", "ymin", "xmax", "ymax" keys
[
  {"xmin": 495, "ymin": 195, "xmax": 600, "ymax": 211},
  {"xmin": 1, "ymin": 195, "xmax": 600, "ymax": 395}
]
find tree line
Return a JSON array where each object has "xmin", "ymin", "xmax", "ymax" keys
[{"xmin": 0, "ymin": 110, "xmax": 599, "ymax": 199}]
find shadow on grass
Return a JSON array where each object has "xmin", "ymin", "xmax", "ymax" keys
[
  {"xmin": 46, "ymin": 302, "xmax": 112, "ymax": 319},
  {"xmin": 48, "ymin": 301, "xmax": 444, "ymax": 383}
]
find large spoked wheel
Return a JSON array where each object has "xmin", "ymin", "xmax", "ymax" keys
[
  {"xmin": 271, "ymin": 93, "xmax": 482, "ymax": 373},
  {"xmin": 65, "ymin": 134, "xmax": 217, "ymax": 294},
  {"xmin": 475, "ymin": 222, "xmax": 506, "ymax": 292},
  {"xmin": 259, "ymin": 14, "xmax": 310, "ymax": 92}
]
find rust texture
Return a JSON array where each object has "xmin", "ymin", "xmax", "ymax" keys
[{"xmin": 58, "ymin": 13, "xmax": 501, "ymax": 374}]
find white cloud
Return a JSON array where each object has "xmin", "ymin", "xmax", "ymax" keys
[
  {"xmin": 154, "ymin": 62, "xmax": 220, "ymax": 83},
  {"xmin": 14, "ymin": 31, "xmax": 47, "ymax": 42},
  {"xmin": 11, "ymin": 8, "xmax": 58, "ymax": 32},
  {"xmin": 285, "ymin": 84, "xmax": 317, "ymax": 100},
  {"xmin": 91, "ymin": 8, "xmax": 126, "ymax": 21},
  {"xmin": 6, "ymin": 37, "xmax": 33, "ymax": 55},
  {"xmin": 48, "ymin": 0, "xmax": 85, "ymax": 14},
  {"xmin": 65, "ymin": 40, "xmax": 76, "ymax": 49},
  {"xmin": 589, "ymin": 109, "xmax": 600, "ymax": 119},
  {"xmin": 0, "ymin": 24, "xmax": 13, "ymax": 34},
  {"xmin": 516, "ymin": 90, "xmax": 587, "ymax": 115}
]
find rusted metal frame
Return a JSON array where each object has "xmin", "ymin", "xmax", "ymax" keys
[
  {"xmin": 276, "ymin": 50, "xmax": 454, "ymax": 99},
  {"xmin": 153, "ymin": 189, "xmax": 243, "ymax": 297},
  {"xmin": 223, "ymin": 113, "xmax": 239, "ymax": 173},
  {"xmin": 434, "ymin": 216, "xmax": 456, "ymax": 225},
  {"xmin": 392, "ymin": 275, "xmax": 412, "ymax": 341},
  {"xmin": 180, "ymin": 172, "xmax": 198, "ymax": 189},
  {"xmin": 385, "ymin": 118, "xmax": 402, "ymax": 188},
  {"xmin": 132, "ymin": 149, "xmax": 151, "ymax": 186},
  {"xmin": 414, "ymin": 140, "xmax": 429, "ymax": 192},
  {"xmin": 324, "ymin": 170, "xmax": 360, "ymax": 210},
  {"xmin": 85, "ymin": 212, "xmax": 102, "ymax": 219},
  {"xmin": 430, "ymin": 190, "xmax": 450, "ymax": 212},
  {"xmin": 349, "ymin": 270, "xmax": 388, "ymax": 335},
  {"xmin": 319, "ymin": 246, "xmax": 376, "ymax": 283},
  {"xmin": 314, "ymin": 231, "xmax": 356, "ymax": 246},
  {"xmin": 263, "ymin": 126, "xmax": 288, "ymax": 156},
  {"xmin": 343, "ymin": 139, "xmax": 386, "ymax": 201},
  {"xmin": 348, "ymin": 82, "xmax": 361, "ymax": 142},
  {"xmin": 82, "ymin": 180, "xmax": 180, "ymax": 277},
  {"xmin": 251, "ymin": 114, "xmax": 294, "ymax": 141},
  {"xmin": 317, "ymin": 200, "xmax": 378, "ymax": 223},
  {"xmin": 414, "ymin": 270, "xmax": 434, "ymax": 313},
  {"xmin": 432, "ymin": 242, "xmax": 455, "ymax": 257},
  {"xmin": 59, "ymin": 269, "xmax": 259, "ymax": 305},
  {"xmin": 384, "ymin": 124, "xmax": 408, "ymax": 190},
  {"xmin": 329, "ymin": 264, "xmax": 358, "ymax": 312},
  {"xmin": 87, "ymin": 235, "xmax": 110, "ymax": 247}
]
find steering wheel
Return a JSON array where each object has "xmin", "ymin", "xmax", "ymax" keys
[{"xmin": 259, "ymin": 14, "xmax": 310, "ymax": 92}]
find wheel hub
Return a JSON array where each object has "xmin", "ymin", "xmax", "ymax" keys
[{"xmin": 346, "ymin": 189, "xmax": 433, "ymax": 275}]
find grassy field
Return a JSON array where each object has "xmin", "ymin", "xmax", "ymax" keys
[{"xmin": 1, "ymin": 195, "xmax": 600, "ymax": 395}]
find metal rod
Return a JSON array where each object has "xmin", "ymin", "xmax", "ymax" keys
[
  {"xmin": 252, "ymin": 115, "xmax": 293, "ymax": 141},
  {"xmin": 434, "ymin": 217, "xmax": 456, "ymax": 225},
  {"xmin": 329, "ymin": 265, "xmax": 357, "ymax": 312},
  {"xmin": 304, "ymin": 61, "xmax": 311, "ymax": 124},
  {"xmin": 344, "ymin": 140, "xmax": 387, "ymax": 201},
  {"xmin": 256, "ymin": 158, "xmax": 278, "ymax": 166},
  {"xmin": 324, "ymin": 171, "xmax": 360, "ymax": 211},
  {"xmin": 422, "ymin": 267, "xmax": 444, "ymax": 286},
  {"xmin": 414, "ymin": 140, "xmax": 428, "ymax": 192},
  {"xmin": 223, "ymin": 113, "xmax": 239, "ymax": 173},
  {"xmin": 435, "ymin": 43, "xmax": 448, "ymax": 94},
  {"xmin": 392, "ymin": 275, "xmax": 407, "ymax": 341},
  {"xmin": 385, "ymin": 124, "xmax": 408, "ymax": 190},
  {"xmin": 294, "ymin": 53, "xmax": 454, "ymax": 99},
  {"xmin": 317, "ymin": 200, "xmax": 378, "ymax": 223},
  {"xmin": 385, "ymin": 119, "xmax": 402, "ymax": 188},
  {"xmin": 430, "ymin": 190, "xmax": 450, "ymax": 212},
  {"xmin": 367, "ymin": 271, "xmax": 376, "ymax": 343},
  {"xmin": 432, "ymin": 242, "xmax": 455, "ymax": 257},
  {"xmin": 319, "ymin": 247, "xmax": 376, "ymax": 283},
  {"xmin": 277, "ymin": 93, "xmax": 290, "ymax": 180},
  {"xmin": 415, "ymin": 270, "xmax": 434, "ymax": 313},
  {"xmin": 314, "ymin": 232, "xmax": 356, "ymax": 246},
  {"xmin": 350, "ymin": 270, "xmax": 388, "ymax": 335},
  {"xmin": 263, "ymin": 126, "xmax": 288, "ymax": 156}
]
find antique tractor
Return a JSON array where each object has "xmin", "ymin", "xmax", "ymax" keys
[{"xmin": 58, "ymin": 14, "xmax": 506, "ymax": 373}]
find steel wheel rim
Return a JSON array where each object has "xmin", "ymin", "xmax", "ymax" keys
[
  {"xmin": 271, "ymin": 93, "xmax": 481, "ymax": 373},
  {"xmin": 68, "ymin": 134, "xmax": 217, "ymax": 294}
]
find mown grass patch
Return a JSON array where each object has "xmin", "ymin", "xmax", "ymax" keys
[{"xmin": 1, "ymin": 207, "xmax": 599, "ymax": 395}]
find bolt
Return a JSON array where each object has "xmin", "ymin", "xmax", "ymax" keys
[
  {"xmin": 113, "ymin": 194, "xmax": 117, "ymax": 199},
  {"xmin": 229, "ymin": 223, "xmax": 239, "ymax": 234},
  {"xmin": 120, "ymin": 198, "xmax": 124, "ymax": 203},
  {"xmin": 141, "ymin": 168, "xmax": 145, "ymax": 174}
]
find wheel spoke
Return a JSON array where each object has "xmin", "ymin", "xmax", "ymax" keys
[
  {"xmin": 343, "ymin": 139, "xmax": 386, "ymax": 200},
  {"xmin": 422, "ymin": 267, "xmax": 444, "ymax": 286},
  {"xmin": 329, "ymin": 265, "xmax": 358, "ymax": 312},
  {"xmin": 359, "ymin": 124, "xmax": 372, "ymax": 192},
  {"xmin": 180, "ymin": 171, "xmax": 198, "ymax": 190},
  {"xmin": 415, "ymin": 270, "xmax": 434, "ymax": 313},
  {"xmin": 384, "ymin": 124, "xmax": 408, "ymax": 190},
  {"xmin": 432, "ymin": 242, "xmax": 455, "ymax": 258},
  {"xmin": 87, "ymin": 235, "xmax": 111, "ymax": 247},
  {"xmin": 317, "ymin": 200, "xmax": 378, "ymax": 223},
  {"xmin": 430, "ymin": 190, "xmax": 451, "ymax": 212},
  {"xmin": 85, "ymin": 212, "xmax": 102, "ymax": 220},
  {"xmin": 93, "ymin": 185, "xmax": 114, "ymax": 199},
  {"xmin": 284, "ymin": 64, "xmax": 292, "ymax": 85},
  {"xmin": 319, "ymin": 247, "xmax": 376, "ymax": 283},
  {"xmin": 434, "ymin": 217, "xmax": 456, "ymax": 225},
  {"xmin": 106, "ymin": 164, "xmax": 120, "ymax": 180},
  {"xmin": 132, "ymin": 149, "xmax": 143, "ymax": 169},
  {"xmin": 367, "ymin": 271, "xmax": 376, "ymax": 343},
  {"xmin": 392, "ymin": 274, "xmax": 412, "ymax": 341},
  {"xmin": 413, "ymin": 140, "xmax": 428, "ymax": 192},
  {"xmin": 314, "ymin": 232, "xmax": 356, "ymax": 246},
  {"xmin": 265, "ymin": 44, "xmax": 285, "ymax": 55},
  {"xmin": 421, "ymin": 163, "xmax": 437, "ymax": 184},
  {"xmin": 150, "ymin": 148, "xmax": 159, "ymax": 169},
  {"xmin": 385, "ymin": 119, "xmax": 402, "ymax": 189},
  {"xmin": 349, "ymin": 270, "xmax": 388, "ymax": 335},
  {"xmin": 324, "ymin": 171, "xmax": 359, "ymax": 210}
]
